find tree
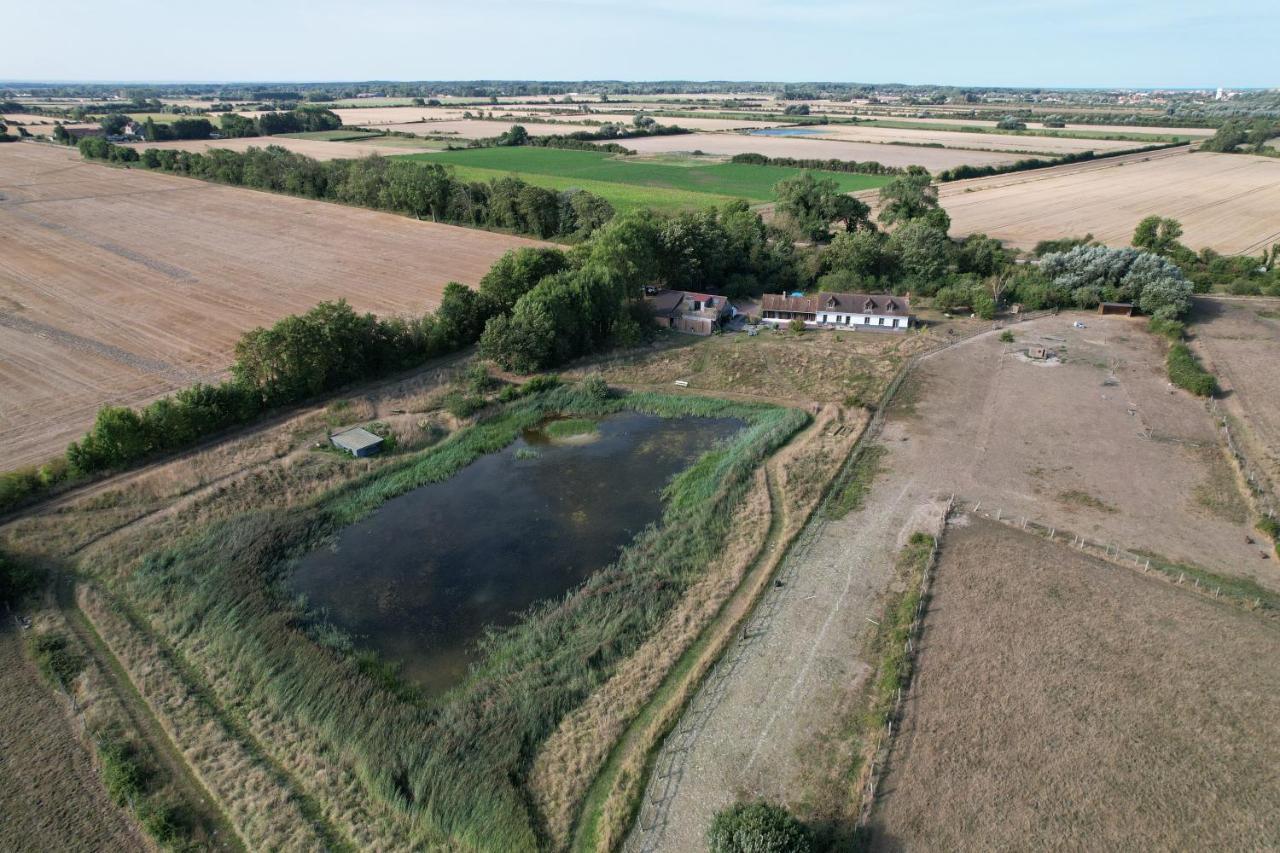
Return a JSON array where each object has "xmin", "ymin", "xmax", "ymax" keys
[
  {"xmin": 825, "ymin": 229, "xmax": 894, "ymax": 283},
  {"xmin": 1041, "ymin": 244, "xmax": 1193, "ymax": 318},
  {"xmin": 877, "ymin": 171, "xmax": 949, "ymax": 231},
  {"xmin": 1131, "ymin": 215, "xmax": 1184, "ymax": 256},
  {"xmin": 996, "ymin": 115, "xmax": 1027, "ymax": 130},
  {"xmin": 478, "ymin": 247, "xmax": 569, "ymax": 313},
  {"xmin": 956, "ymin": 233, "xmax": 1008, "ymax": 277},
  {"xmin": 773, "ymin": 171, "xmax": 866, "ymax": 242},
  {"xmin": 52, "ymin": 122, "xmax": 70, "ymax": 144},
  {"xmin": 890, "ymin": 221, "xmax": 951, "ymax": 285},
  {"xmin": 498, "ymin": 124, "xmax": 529, "ymax": 146},
  {"xmin": 100, "ymin": 113, "xmax": 129, "ymax": 135},
  {"xmin": 708, "ymin": 802, "xmax": 811, "ymax": 853}
]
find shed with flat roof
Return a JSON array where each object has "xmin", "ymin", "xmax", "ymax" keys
[{"xmin": 330, "ymin": 426, "xmax": 384, "ymax": 458}]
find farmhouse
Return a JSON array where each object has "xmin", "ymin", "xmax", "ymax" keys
[
  {"xmin": 760, "ymin": 291, "xmax": 911, "ymax": 331},
  {"xmin": 330, "ymin": 426, "xmax": 384, "ymax": 457},
  {"xmin": 648, "ymin": 289, "xmax": 732, "ymax": 335}
]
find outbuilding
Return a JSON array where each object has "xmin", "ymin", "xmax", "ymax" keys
[
  {"xmin": 1098, "ymin": 302, "xmax": 1135, "ymax": 316},
  {"xmin": 330, "ymin": 426, "xmax": 384, "ymax": 458}
]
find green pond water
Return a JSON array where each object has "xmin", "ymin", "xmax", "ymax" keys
[{"xmin": 290, "ymin": 412, "xmax": 742, "ymax": 695}]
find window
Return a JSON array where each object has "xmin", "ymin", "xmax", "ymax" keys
[
  {"xmin": 863, "ymin": 316, "xmax": 870, "ymax": 324},
  {"xmin": 878, "ymin": 317, "xmax": 884, "ymax": 325},
  {"xmin": 821, "ymin": 314, "xmax": 827, "ymax": 323}
]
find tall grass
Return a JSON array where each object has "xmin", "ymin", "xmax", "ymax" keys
[
  {"xmin": 122, "ymin": 382, "xmax": 806, "ymax": 849},
  {"xmin": 1166, "ymin": 343, "xmax": 1217, "ymax": 397}
]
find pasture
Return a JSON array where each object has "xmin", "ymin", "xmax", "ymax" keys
[
  {"xmin": 403, "ymin": 146, "xmax": 892, "ymax": 211},
  {"xmin": 0, "ymin": 142, "xmax": 545, "ymax": 468},
  {"xmin": 867, "ymin": 515, "xmax": 1280, "ymax": 850},
  {"xmin": 940, "ymin": 148, "xmax": 1280, "ymax": 254}
]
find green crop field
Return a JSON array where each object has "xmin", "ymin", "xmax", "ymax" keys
[
  {"xmin": 396, "ymin": 147, "xmax": 891, "ymax": 212},
  {"xmin": 278, "ymin": 129, "xmax": 386, "ymax": 141}
]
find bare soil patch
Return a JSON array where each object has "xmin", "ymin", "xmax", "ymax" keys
[
  {"xmin": 868, "ymin": 516, "xmax": 1280, "ymax": 851},
  {"xmin": 0, "ymin": 143, "xmax": 544, "ymax": 468},
  {"xmin": 939, "ymin": 148, "xmax": 1280, "ymax": 254},
  {"xmin": 882, "ymin": 313, "xmax": 1271, "ymax": 584}
]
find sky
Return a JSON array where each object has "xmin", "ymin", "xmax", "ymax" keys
[{"xmin": 3, "ymin": 0, "xmax": 1276, "ymax": 89}]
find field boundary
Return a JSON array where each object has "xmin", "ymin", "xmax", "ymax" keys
[
  {"xmin": 853, "ymin": 505, "xmax": 950, "ymax": 829},
  {"xmin": 952, "ymin": 498, "xmax": 1277, "ymax": 615}
]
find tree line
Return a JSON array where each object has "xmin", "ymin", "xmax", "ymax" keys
[
  {"xmin": 78, "ymin": 140, "xmax": 615, "ymax": 240},
  {"xmin": 730, "ymin": 152, "xmax": 905, "ymax": 175}
]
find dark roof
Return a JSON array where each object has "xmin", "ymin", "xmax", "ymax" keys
[
  {"xmin": 649, "ymin": 290, "xmax": 685, "ymax": 318},
  {"xmin": 760, "ymin": 292, "xmax": 910, "ymax": 317}
]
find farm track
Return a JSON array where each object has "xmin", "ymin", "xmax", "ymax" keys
[{"xmin": 56, "ymin": 578, "xmax": 248, "ymax": 852}]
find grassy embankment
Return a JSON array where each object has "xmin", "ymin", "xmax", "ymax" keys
[
  {"xmin": 397, "ymin": 147, "xmax": 891, "ymax": 213},
  {"xmin": 105, "ymin": 379, "xmax": 807, "ymax": 849}
]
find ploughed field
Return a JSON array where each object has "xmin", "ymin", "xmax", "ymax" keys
[
  {"xmin": 402, "ymin": 146, "xmax": 892, "ymax": 212},
  {"xmin": 938, "ymin": 148, "xmax": 1280, "ymax": 254},
  {"xmin": 0, "ymin": 142, "xmax": 545, "ymax": 469},
  {"xmin": 867, "ymin": 515, "xmax": 1280, "ymax": 850}
]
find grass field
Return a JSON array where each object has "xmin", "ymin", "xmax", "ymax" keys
[
  {"xmin": 277, "ymin": 129, "xmax": 386, "ymax": 141},
  {"xmin": 399, "ymin": 147, "xmax": 891, "ymax": 212},
  {"xmin": 867, "ymin": 515, "xmax": 1280, "ymax": 850}
]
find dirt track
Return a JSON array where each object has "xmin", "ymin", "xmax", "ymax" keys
[
  {"xmin": 626, "ymin": 313, "xmax": 1268, "ymax": 851},
  {"xmin": 0, "ymin": 142, "xmax": 545, "ymax": 468}
]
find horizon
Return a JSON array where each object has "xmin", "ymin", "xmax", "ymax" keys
[{"xmin": 4, "ymin": 0, "xmax": 1276, "ymax": 89}]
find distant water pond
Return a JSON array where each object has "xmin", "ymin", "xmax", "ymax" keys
[
  {"xmin": 752, "ymin": 127, "xmax": 823, "ymax": 136},
  {"xmin": 290, "ymin": 412, "xmax": 742, "ymax": 695}
]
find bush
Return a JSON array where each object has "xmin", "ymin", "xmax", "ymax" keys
[
  {"xmin": 29, "ymin": 633, "xmax": 84, "ymax": 687},
  {"xmin": 97, "ymin": 736, "xmax": 149, "ymax": 805},
  {"xmin": 1000, "ymin": 329, "xmax": 1015, "ymax": 343},
  {"xmin": 1166, "ymin": 343, "xmax": 1217, "ymax": 396},
  {"xmin": 788, "ymin": 318, "xmax": 806, "ymax": 334},
  {"xmin": 443, "ymin": 392, "xmax": 487, "ymax": 419},
  {"xmin": 708, "ymin": 802, "xmax": 812, "ymax": 853},
  {"xmin": 1147, "ymin": 316, "xmax": 1185, "ymax": 341},
  {"xmin": 579, "ymin": 373, "xmax": 611, "ymax": 401},
  {"xmin": 0, "ymin": 549, "xmax": 44, "ymax": 605}
]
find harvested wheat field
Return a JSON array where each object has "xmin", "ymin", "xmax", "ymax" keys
[
  {"xmin": 833, "ymin": 115, "xmax": 1216, "ymax": 138},
  {"xmin": 0, "ymin": 622, "xmax": 145, "ymax": 852},
  {"xmin": 0, "ymin": 142, "xmax": 545, "ymax": 469},
  {"xmin": 867, "ymin": 515, "xmax": 1280, "ymax": 851},
  {"xmin": 622, "ymin": 132, "xmax": 1022, "ymax": 171},
  {"xmin": 360, "ymin": 119, "xmax": 586, "ymax": 138},
  {"xmin": 806, "ymin": 123, "xmax": 1138, "ymax": 155},
  {"xmin": 124, "ymin": 135, "xmax": 441, "ymax": 159},
  {"xmin": 940, "ymin": 148, "xmax": 1280, "ymax": 254}
]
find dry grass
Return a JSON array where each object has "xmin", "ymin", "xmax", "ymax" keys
[
  {"xmin": 867, "ymin": 515, "xmax": 1280, "ymax": 851},
  {"xmin": 566, "ymin": 326, "xmax": 952, "ymax": 408},
  {"xmin": 937, "ymin": 148, "xmax": 1280, "ymax": 253},
  {"xmin": 580, "ymin": 405, "xmax": 863, "ymax": 853},
  {"xmin": 77, "ymin": 585, "xmax": 334, "ymax": 851},
  {"xmin": 0, "ymin": 143, "xmax": 543, "ymax": 468},
  {"xmin": 0, "ymin": 611, "xmax": 146, "ymax": 852}
]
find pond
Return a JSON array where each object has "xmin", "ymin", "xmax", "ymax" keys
[
  {"xmin": 751, "ymin": 127, "xmax": 823, "ymax": 136},
  {"xmin": 289, "ymin": 412, "xmax": 743, "ymax": 695}
]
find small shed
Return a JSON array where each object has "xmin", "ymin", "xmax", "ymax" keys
[
  {"xmin": 330, "ymin": 427, "xmax": 384, "ymax": 458},
  {"xmin": 1099, "ymin": 302, "xmax": 1135, "ymax": 316},
  {"xmin": 1028, "ymin": 345, "xmax": 1048, "ymax": 360}
]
